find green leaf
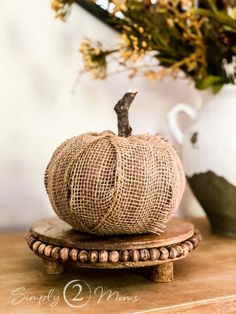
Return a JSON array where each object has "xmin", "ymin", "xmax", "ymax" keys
[
  {"xmin": 195, "ymin": 8, "xmax": 236, "ymax": 31},
  {"xmin": 195, "ymin": 75, "xmax": 224, "ymax": 91},
  {"xmin": 212, "ymin": 83, "xmax": 223, "ymax": 94},
  {"xmin": 232, "ymin": 46, "xmax": 236, "ymax": 53},
  {"xmin": 206, "ymin": 0, "xmax": 217, "ymax": 12}
]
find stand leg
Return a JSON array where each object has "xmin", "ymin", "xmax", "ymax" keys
[
  {"xmin": 43, "ymin": 260, "xmax": 64, "ymax": 275},
  {"xmin": 150, "ymin": 262, "xmax": 174, "ymax": 283}
]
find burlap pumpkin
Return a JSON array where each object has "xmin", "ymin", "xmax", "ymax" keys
[{"xmin": 45, "ymin": 92, "xmax": 185, "ymax": 235}]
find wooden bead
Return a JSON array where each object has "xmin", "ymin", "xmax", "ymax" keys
[
  {"xmin": 184, "ymin": 241, "xmax": 194, "ymax": 252},
  {"xmin": 192, "ymin": 231, "xmax": 201, "ymax": 243},
  {"xmin": 28, "ymin": 237, "xmax": 36, "ymax": 249},
  {"xmin": 149, "ymin": 248, "xmax": 160, "ymax": 260},
  {"xmin": 69, "ymin": 249, "xmax": 78, "ymax": 262},
  {"xmin": 51, "ymin": 247, "xmax": 61, "ymax": 259},
  {"xmin": 79, "ymin": 250, "xmax": 88, "ymax": 262},
  {"xmin": 181, "ymin": 243, "xmax": 189, "ymax": 256},
  {"xmin": 140, "ymin": 249, "xmax": 150, "ymax": 261},
  {"xmin": 159, "ymin": 247, "xmax": 169, "ymax": 260},
  {"xmin": 175, "ymin": 245, "xmax": 183, "ymax": 256},
  {"xmin": 25, "ymin": 233, "xmax": 31, "ymax": 241},
  {"xmin": 88, "ymin": 251, "xmax": 98, "ymax": 263},
  {"xmin": 196, "ymin": 233, "xmax": 202, "ymax": 242},
  {"xmin": 119, "ymin": 250, "xmax": 129, "ymax": 262},
  {"xmin": 129, "ymin": 249, "xmax": 140, "ymax": 262},
  {"xmin": 38, "ymin": 243, "xmax": 46, "ymax": 255},
  {"xmin": 109, "ymin": 251, "xmax": 119, "ymax": 263},
  {"xmin": 99, "ymin": 250, "xmax": 108, "ymax": 263},
  {"xmin": 169, "ymin": 247, "xmax": 178, "ymax": 259},
  {"xmin": 44, "ymin": 245, "xmax": 53, "ymax": 257},
  {"xmin": 26, "ymin": 236, "xmax": 34, "ymax": 244},
  {"xmin": 32, "ymin": 241, "xmax": 42, "ymax": 252},
  {"xmin": 59, "ymin": 248, "xmax": 69, "ymax": 261},
  {"xmin": 189, "ymin": 236, "xmax": 199, "ymax": 248}
]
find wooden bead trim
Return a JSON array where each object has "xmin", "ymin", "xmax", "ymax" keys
[{"xmin": 26, "ymin": 230, "xmax": 201, "ymax": 264}]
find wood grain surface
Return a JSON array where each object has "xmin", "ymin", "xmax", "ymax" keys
[
  {"xmin": 30, "ymin": 217, "xmax": 194, "ymax": 250},
  {"xmin": 1, "ymin": 218, "xmax": 236, "ymax": 314}
]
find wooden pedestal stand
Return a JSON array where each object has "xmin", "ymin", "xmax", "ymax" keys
[{"xmin": 26, "ymin": 217, "xmax": 201, "ymax": 283}]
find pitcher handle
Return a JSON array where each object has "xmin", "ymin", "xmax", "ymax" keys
[{"xmin": 167, "ymin": 104, "xmax": 198, "ymax": 144}]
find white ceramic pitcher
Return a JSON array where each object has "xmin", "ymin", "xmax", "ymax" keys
[{"xmin": 167, "ymin": 84, "xmax": 236, "ymax": 237}]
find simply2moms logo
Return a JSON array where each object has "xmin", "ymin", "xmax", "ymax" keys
[{"xmin": 10, "ymin": 279, "xmax": 139, "ymax": 308}]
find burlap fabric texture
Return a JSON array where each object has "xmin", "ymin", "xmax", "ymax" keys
[{"xmin": 45, "ymin": 131, "xmax": 185, "ymax": 235}]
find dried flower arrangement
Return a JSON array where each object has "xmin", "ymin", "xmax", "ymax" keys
[{"xmin": 51, "ymin": 0, "xmax": 236, "ymax": 92}]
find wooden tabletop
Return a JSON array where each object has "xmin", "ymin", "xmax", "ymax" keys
[{"xmin": 0, "ymin": 218, "xmax": 236, "ymax": 313}]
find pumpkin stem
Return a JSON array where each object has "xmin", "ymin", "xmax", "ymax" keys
[{"xmin": 114, "ymin": 90, "xmax": 137, "ymax": 137}]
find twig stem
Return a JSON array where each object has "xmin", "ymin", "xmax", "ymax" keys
[{"xmin": 114, "ymin": 91, "xmax": 137, "ymax": 137}]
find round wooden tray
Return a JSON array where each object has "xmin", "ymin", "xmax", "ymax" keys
[{"xmin": 26, "ymin": 217, "xmax": 201, "ymax": 283}]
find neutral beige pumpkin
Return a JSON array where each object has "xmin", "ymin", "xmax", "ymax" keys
[{"xmin": 45, "ymin": 130, "xmax": 185, "ymax": 235}]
